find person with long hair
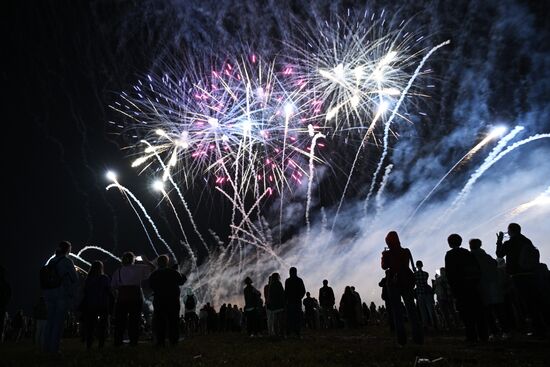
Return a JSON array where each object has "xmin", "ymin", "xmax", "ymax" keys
[
  {"xmin": 81, "ymin": 261, "xmax": 112, "ymax": 349},
  {"xmin": 381, "ymin": 231, "xmax": 423, "ymax": 346}
]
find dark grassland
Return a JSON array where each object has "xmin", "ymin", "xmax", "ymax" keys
[{"xmin": 1, "ymin": 326, "xmax": 548, "ymax": 367}]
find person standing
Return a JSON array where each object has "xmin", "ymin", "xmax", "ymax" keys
[
  {"xmin": 41, "ymin": 241, "xmax": 78, "ymax": 353},
  {"xmin": 319, "ymin": 279, "xmax": 335, "ymax": 329},
  {"xmin": 33, "ymin": 297, "xmax": 48, "ymax": 347},
  {"xmin": 81, "ymin": 261, "xmax": 112, "ymax": 349},
  {"xmin": 469, "ymin": 239, "xmax": 510, "ymax": 339},
  {"xmin": 0, "ymin": 265, "xmax": 11, "ymax": 344},
  {"xmin": 414, "ymin": 260, "xmax": 437, "ymax": 329},
  {"xmin": 243, "ymin": 277, "xmax": 262, "ymax": 337},
  {"xmin": 111, "ymin": 252, "xmax": 154, "ymax": 346},
  {"xmin": 267, "ymin": 272, "xmax": 285, "ymax": 337},
  {"xmin": 445, "ymin": 234, "xmax": 488, "ymax": 343},
  {"xmin": 149, "ymin": 255, "xmax": 186, "ymax": 346},
  {"xmin": 496, "ymin": 223, "xmax": 546, "ymax": 338},
  {"xmin": 381, "ymin": 231, "xmax": 423, "ymax": 346},
  {"xmin": 285, "ymin": 267, "xmax": 306, "ymax": 337}
]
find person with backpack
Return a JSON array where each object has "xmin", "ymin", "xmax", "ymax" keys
[
  {"xmin": 81, "ymin": 261, "xmax": 112, "ymax": 349},
  {"xmin": 149, "ymin": 255, "xmax": 186, "ymax": 346},
  {"xmin": 496, "ymin": 223, "xmax": 546, "ymax": 338},
  {"xmin": 381, "ymin": 231, "xmax": 423, "ymax": 346},
  {"xmin": 183, "ymin": 288, "xmax": 198, "ymax": 335},
  {"xmin": 41, "ymin": 241, "xmax": 78, "ymax": 353},
  {"xmin": 111, "ymin": 252, "xmax": 154, "ymax": 346},
  {"xmin": 445, "ymin": 234, "xmax": 488, "ymax": 343}
]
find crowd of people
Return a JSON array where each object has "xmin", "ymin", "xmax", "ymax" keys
[{"xmin": 0, "ymin": 222, "xmax": 548, "ymax": 353}]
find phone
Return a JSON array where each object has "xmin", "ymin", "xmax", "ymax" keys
[{"xmin": 136, "ymin": 256, "xmax": 143, "ymax": 261}]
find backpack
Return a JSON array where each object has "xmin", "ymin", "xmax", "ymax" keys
[
  {"xmin": 40, "ymin": 257, "xmax": 63, "ymax": 290},
  {"xmin": 185, "ymin": 295, "xmax": 196, "ymax": 309},
  {"xmin": 519, "ymin": 242, "xmax": 540, "ymax": 272}
]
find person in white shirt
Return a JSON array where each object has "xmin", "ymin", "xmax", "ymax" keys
[{"xmin": 111, "ymin": 252, "xmax": 154, "ymax": 346}]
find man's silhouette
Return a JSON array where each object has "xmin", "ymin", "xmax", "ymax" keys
[{"xmin": 285, "ymin": 267, "xmax": 306, "ymax": 337}]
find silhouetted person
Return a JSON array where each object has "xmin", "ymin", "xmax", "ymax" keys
[
  {"xmin": 285, "ymin": 267, "xmax": 306, "ymax": 337},
  {"xmin": 267, "ymin": 272, "xmax": 285, "ymax": 337},
  {"xmin": 149, "ymin": 255, "xmax": 186, "ymax": 346},
  {"xmin": 350, "ymin": 286, "xmax": 363, "ymax": 326},
  {"xmin": 381, "ymin": 231, "xmax": 423, "ymax": 346},
  {"xmin": 81, "ymin": 261, "xmax": 112, "ymax": 349},
  {"xmin": 219, "ymin": 304, "xmax": 227, "ymax": 332},
  {"xmin": 264, "ymin": 275, "xmax": 273, "ymax": 335},
  {"xmin": 33, "ymin": 297, "xmax": 47, "ymax": 346},
  {"xmin": 183, "ymin": 288, "xmax": 198, "ymax": 334},
  {"xmin": 111, "ymin": 252, "xmax": 154, "ymax": 346},
  {"xmin": 244, "ymin": 277, "xmax": 262, "ymax": 336},
  {"xmin": 434, "ymin": 268, "xmax": 455, "ymax": 330},
  {"xmin": 42, "ymin": 241, "xmax": 78, "ymax": 353},
  {"xmin": 414, "ymin": 260, "xmax": 437, "ymax": 329},
  {"xmin": 445, "ymin": 234, "xmax": 488, "ymax": 343},
  {"xmin": 379, "ymin": 274, "xmax": 394, "ymax": 330},
  {"xmin": 469, "ymin": 239, "xmax": 510, "ymax": 338},
  {"xmin": 339, "ymin": 286, "xmax": 357, "ymax": 328},
  {"xmin": 303, "ymin": 292, "xmax": 316, "ymax": 329},
  {"xmin": 319, "ymin": 279, "xmax": 335, "ymax": 328},
  {"xmin": 496, "ymin": 223, "xmax": 546, "ymax": 338},
  {"xmin": 0, "ymin": 265, "xmax": 10, "ymax": 342}
]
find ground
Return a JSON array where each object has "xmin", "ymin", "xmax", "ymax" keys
[{"xmin": 1, "ymin": 326, "xmax": 549, "ymax": 367}]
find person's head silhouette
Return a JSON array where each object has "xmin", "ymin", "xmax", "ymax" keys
[
  {"xmin": 447, "ymin": 233, "xmax": 462, "ymax": 248},
  {"xmin": 469, "ymin": 238, "xmax": 482, "ymax": 250},
  {"xmin": 56, "ymin": 241, "xmax": 72, "ymax": 256},
  {"xmin": 416, "ymin": 260, "xmax": 423, "ymax": 269},
  {"xmin": 323, "ymin": 279, "xmax": 328, "ymax": 286},
  {"xmin": 289, "ymin": 267, "xmax": 297, "ymax": 277},
  {"xmin": 508, "ymin": 223, "xmax": 521, "ymax": 238}
]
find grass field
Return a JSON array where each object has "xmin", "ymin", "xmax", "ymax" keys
[{"xmin": 1, "ymin": 326, "xmax": 548, "ymax": 367}]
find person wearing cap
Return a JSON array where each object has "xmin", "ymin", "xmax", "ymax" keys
[{"xmin": 381, "ymin": 231, "xmax": 423, "ymax": 346}]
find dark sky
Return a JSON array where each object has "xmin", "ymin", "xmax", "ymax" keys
[{"xmin": 5, "ymin": 0, "xmax": 550, "ymax": 312}]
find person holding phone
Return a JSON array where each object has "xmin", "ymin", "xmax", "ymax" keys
[
  {"xmin": 111, "ymin": 252, "xmax": 154, "ymax": 346},
  {"xmin": 496, "ymin": 223, "xmax": 546, "ymax": 338}
]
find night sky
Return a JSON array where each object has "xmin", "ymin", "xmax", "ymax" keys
[{"xmin": 5, "ymin": 0, "xmax": 550, "ymax": 312}]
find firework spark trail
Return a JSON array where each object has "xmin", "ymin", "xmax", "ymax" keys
[
  {"xmin": 141, "ymin": 140, "xmax": 210, "ymax": 255},
  {"xmin": 464, "ymin": 185, "xmax": 550, "ymax": 236},
  {"xmin": 228, "ymin": 233, "xmax": 287, "ymax": 266},
  {"xmin": 306, "ymin": 132, "xmax": 326, "ymax": 235},
  {"xmin": 450, "ymin": 133, "xmax": 550, "ymax": 211},
  {"xmin": 157, "ymin": 186, "xmax": 198, "ymax": 271},
  {"xmin": 77, "ymin": 245, "xmax": 121, "ymax": 262},
  {"xmin": 331, "ymin": 103, "xmax": 386, "ymax": 234},
  {"xmin": 228, "ymin": 188, "xmax": 270, "ymax": 244},
  {"xmin": 403, "ymin": 126, "xmax": 522, "ymax": 229},
  {"xmin": 375, "ymin": 163, "xmax": 394, "ymax": 215},
  {"xmin": 214, "ymin": 186, "xmax": 267, "ymax": 245},
  {"xmin": 107, "ymin": 183, "xmax": 176, "ymax": 260},
  {"xmin": 279, "ymin": 107, "xmax": 292, "ymax": 243},
  {"xmin": 108, "ymin": 181, "xmax": 159, "ymax": 256},
  {"xmin": 364, "ymin": 40, "xmax": 451, "ymax": 216},
  {"xmin": 214, "ymin": 140, "xmax": 268, "ymax": 245},
  {"xmin": 507, "ymin": 185, "xmax": 550, "ymax": 219},
  {"xmin": 46, "ymin": 253, "xmax": 91, "ymax": 267}
]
